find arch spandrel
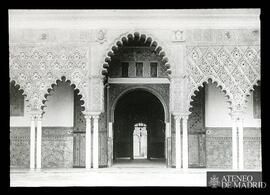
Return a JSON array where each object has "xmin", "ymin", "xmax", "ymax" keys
[
  {"xmin": 9, "ymin": 45, "xmax": 90, "ymax": 112},
  {"xmin": 185, "ymin": 45, "xmax": 261, "ymax": 114}
]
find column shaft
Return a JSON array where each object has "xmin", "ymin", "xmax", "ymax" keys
[
  {"xmin": 108, "ymin": 122, "xmax": 113, "ymax": 167},
  {"xmin": 175, "ymin": 116, "xmax": 181, "ymax": 169},
  {"xmin": 30, "ymin": 117, "xmax": 36, "ymax": 170},
  {"xmin": 182, "ymin": 116, "xmax": 189, "ymax": 170},
  {"xmin": 165, "ymin": 122, "xmax": 171, "ymax": 167},
  {"xmin": 232, "ymin": 120, "xmax": 238, "ymax": 169},
  {"xmin": 85, "ymin": 116, "xmax": 91, "ymax": 169},
  {"xmin": 238, "ymin": 119, "xmax": 244, "ymax": 170},
  {"xmin": 36, "ymin": 117, "xmax": 42, "ymax": 169},
  {"xmin": 93, "ymin": 116, "xmax": 99, "ymax": 169}
]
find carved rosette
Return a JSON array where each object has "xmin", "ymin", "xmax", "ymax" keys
[
  {"xmin": 9, "ymin": 45, "xmax": 89, "ymax": 112},
  {"xmin": 186, "ymin": 45, "xmax": 260, "ymax": 111}
]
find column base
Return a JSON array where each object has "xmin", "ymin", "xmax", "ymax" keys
[{"xmin": 35, "ymin": 168, "xmax": 42, "ymax": 172}]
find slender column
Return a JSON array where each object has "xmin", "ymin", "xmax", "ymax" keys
[
  {"xmin": 36, "ymin": 115, "xmax": 42, "ymax": 169},
  {"xmin": 174, "ymin": 115, "xmax": 181, "ymax": 169},
  {"xmin": 30, "ymin": 115, "xmax": 36, "ymax": 170},
  {"xmin": 182, "ymin": 115, "xmax": 189, "ymax": 170},
  {"xmin": 238, "ymin": 118, "xmax": 244, "ymax": 170},
  {"xmin": 93, "ymin": 115, "xmax": 100, "ymax": 169},
  {"xmin": 108, "ymin": 122, "xmax": 113, "ymax": 167},
  {"xmin": 165, "ymin": 122, "xmax": 171, "ymax": 167},
  {"xmin": 232, "ymin": 118, "xmax": 238, "ymax": 170},
  {"xmin": 85, "ymin": 115, "xmax": 92, "ymax": 169}
]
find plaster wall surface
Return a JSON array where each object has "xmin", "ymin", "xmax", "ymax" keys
[
  {"xmin": 205, "ymin": 83, "xmax": 260, "ymax": 127},
  {"xmin": 10, "ymin": 82, "xmax": 74, "ymax": 127}
]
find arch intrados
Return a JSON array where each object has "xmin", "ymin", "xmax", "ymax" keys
[
  {"xmin": 188, "ymin": 78, "xmax": 232, "ymax": 111},
  {"xmin": 9, "ymin": 79, "xmax": 27, "ymax": 97},
  {"xmin": 42, "ymin": 76, "xmax": 85, "ymax": 114},
  {"xmin": 111, "ymin": 87, "xmax": 168, "ymax": 123},
  {"xmin": 102, "ymin": 32, "xmax": 171, "ymax": 77},
  {"xmin": 244, "ymin": 79, "xmax": 261, "ymax": 105}
]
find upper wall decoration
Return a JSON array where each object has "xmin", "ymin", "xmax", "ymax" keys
[
  {"xmin": 185, "ymin": 29, "xmax": 260, "ymax": 45},
  {"xmin": 186, "ymin": 44, "xmax": 260, "ymax": 111},
  {"xmin": 9, "ymin": 45, "xmax": 89, "ymax": 113},
  {"xmin": 172, "ymin": 30, "xmax": 185, "ymax": 42},
  {"xmin": 96, "ymin": 29, "xmax": 107, "ymax": 44}
]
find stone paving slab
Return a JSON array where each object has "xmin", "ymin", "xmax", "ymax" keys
[{"xmin": 10, "ymin": 169, "xmax": 207, "ymax": 187}]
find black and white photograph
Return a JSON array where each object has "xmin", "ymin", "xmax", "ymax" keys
[{"xmin": 8, "ymin": 9, "xmax": 263, "ymax": 188}]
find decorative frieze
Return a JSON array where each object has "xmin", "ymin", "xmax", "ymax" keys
[{"xmin": 185, "ymin": 29, "xmax": 260, "ymax": 46}]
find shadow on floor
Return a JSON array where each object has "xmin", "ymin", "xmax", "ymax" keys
[{"xmin": 112, "ymin": 158, "xmax": 166, "ymax": 168}]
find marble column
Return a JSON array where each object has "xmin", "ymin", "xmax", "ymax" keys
[
  {"xmin": 93, "ymin": 115, "xmax": 100, "ymax": 169},
  {"xmin": 174, "ymin": 115, "xmax": 181, "ymax": 169},
  {"xmin": 36, "ymin": 115, "xmax": 42, "ymax": 169},
  {"xmin": 182, "ymin": 115, "xmax": 189, "ymax": 170},
  {"xmin": 30, "ymin": 115, "xmax": 36, "ymax": 170},
  {"xmin": 108, "ymin": 122, "xmax": 113, "ymax": 167},
  {"xmin": 238, "ymin": 117, "xmax": 244, "ymax": 170},
  {"xmin": 85, "ymin": 115, "xmax": 92, "ymax": 169},
  {"xmin": 165, "ymin": 122, "xmax": 171, "ymax": 167},
  {"xmin": 232, "ymin": 118, "xmax": 238, "ymax": 170}
]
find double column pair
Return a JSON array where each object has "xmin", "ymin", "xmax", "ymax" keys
[
  {"xmin": 232, "ymin": 112, "xmax": 244, "ymax": 170},
  {"xmin": 85, "ymin": 114, "xmax": 100, "ymax": 169},
  {"xmin": 30, "ymin": 114, "xmax": 42, "ymax": 170},
  {"xmin": 174, "ymin": 115, "xmax": 189, "ymax": 170}
]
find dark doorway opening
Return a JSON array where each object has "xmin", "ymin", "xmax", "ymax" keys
[{"xmin": 113, "ymin": 89, "xmax": 165, "ymax": 164}]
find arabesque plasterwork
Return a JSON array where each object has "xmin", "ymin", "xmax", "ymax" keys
[
  {"xmin": 9, "ymin": 28, "xmax": 260, "ymax": 117},
  {"xmin": 9, "ymin": 44, "xmax": 90, "ymax": 113}
]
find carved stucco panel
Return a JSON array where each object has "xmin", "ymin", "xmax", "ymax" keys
[
  {"xmin": 186, "ymin": 44, "xmax": 260, "ymax": 112},
  {"xmin": 90, "ymin": 77, "xmax": 104, "ymax": 112},
  {"xmin": 9, "ymin": 45, "xmax": 90, "ymax": 112}
]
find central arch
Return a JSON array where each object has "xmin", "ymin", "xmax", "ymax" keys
[{"xmin": 113, "ymin": 88, "xmax": 166, "ymax": 166}]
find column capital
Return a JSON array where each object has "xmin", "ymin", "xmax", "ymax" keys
[
  {"xmin": 36, "ymin": 114, "xmax": 43, "ymax": 121},
  {"xmin": 89, "ymin": 112, "xmax": 101, "ymax": 119},
  {"xmin": 30, "ymin": 109, "xmax": 43, "ymax": 120},
  {"xmin": 173, "ymin": 114, "xmax": 182, "ymax": 121},
  {"xmin": 181, "ymin": 115, "xmax": 189, "ymax": 121},
  {"xmin": 83, "ymin": 112, "xmax": 92, "ymax": 119},
  {"xmin": 173, "ymin": 113, "xmax": 190, "ymax": 120},
  {"xmin": 230, "ymin": 110, "xmax": 244, "ymax": 122},
  {"xmin": 30, "ymin": 114, "xmax": 36, "ymax": 121},
  {"xmin": 92, "ymin": 115, "xmax": 100, "ymax": 120}
]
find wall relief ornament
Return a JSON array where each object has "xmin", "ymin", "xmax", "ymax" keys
[
  {"xmin": 186, "ymin": 45, "xmax": 260, "ymax": 111},
  {"xmin": 96, "ymin": 29, "xmax": 107, "ymax": 44},
  {"xmin": 9, "ymin": 45, "xmax": 90, "ymax": 112},
  {"xmin": 173, "ymin": 30, "xmax": 185, "ymax": 42}
]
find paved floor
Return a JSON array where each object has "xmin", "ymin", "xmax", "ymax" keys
[
  {"xmin": 12, "ymin": 159, "xmax": 258, "ymax": 187},
  {"xmin": 10, "ymin": 159, "xmax": 261, "ymax": 187},
  {"xmin": 112, "ymin": 158, "xmax": 167, "ymax": 168},
  {"xmin": 10, "ymin": 168, "xmax": 207, "ymax": 187}
]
